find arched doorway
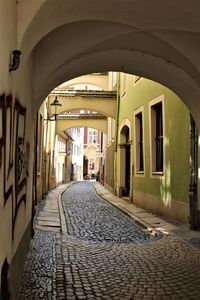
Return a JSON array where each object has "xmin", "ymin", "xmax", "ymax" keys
[{"xmin": 118, "ymin": 120, "xmax": 132, "ymax": 198}]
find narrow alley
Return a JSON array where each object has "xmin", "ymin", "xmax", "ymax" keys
[
  {"xmin": 17, "ymin": 182, "xmax": 200, "ymax": 300},
  {"xmin": 3, "ymin": 2, "xmax": 200, "ymax": 299}
]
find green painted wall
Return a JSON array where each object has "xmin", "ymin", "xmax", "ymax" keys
[{"xmin": 117, "ymin": 74, "xmax": 190, "ymax": 204}]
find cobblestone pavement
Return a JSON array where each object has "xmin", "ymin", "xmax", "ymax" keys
[
  {"xmin": 17, "ymin": 182, "xmax": 200, "ymax": 299},
  {"xmin": 62, "ymin": 182, "xmax": 160, "ymax": 243},
  {"xmin": 17, "ymin": 230, "xmax": 58, "ymax": 300}
]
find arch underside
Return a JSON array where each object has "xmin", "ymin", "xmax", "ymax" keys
[
  {"xmin": 56, "ymin": 74, "xmax": 109, "ymax": 90},
  {"xmin": 56, "ymin": 119, "xmax": 108, "ymax": 135},
  {"xmin": 48, "ymin": 95, "xmax": 116, "ymax": 119},
  {"xmin": 19, "ymin": 1, "xmax": 200, "ymax": 125}
]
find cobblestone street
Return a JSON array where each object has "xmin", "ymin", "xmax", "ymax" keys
[
  {"xmin": 17, "ymin": 182, "xmax": 200, "ymax": 299},
  {"xmin": 62, "ymin": 182, "xmax": 161, "ymax": 243}
]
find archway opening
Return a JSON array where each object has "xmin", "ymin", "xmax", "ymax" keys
[{"xmin": 35, "ymin": 71, "xmax": 197, "ymax": 226}]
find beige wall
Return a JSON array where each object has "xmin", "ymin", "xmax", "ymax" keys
[
  {"xmin": 57, "ymin": 74, "xmax": 109, "ymax": 91},
  {"xmin": 55, "ymin": 134, "xmax": 72, "ymax": 184},
  {"xmin": 56, "ymin": 118, "xmax": 108, "ymax": 135},
  {"xmin": 48, "ymin": 94, "xmax": 116, "ymax": 119},
  {"xmin": 0, "ymin": 1, "xmax": 35, "ymax": 297}
]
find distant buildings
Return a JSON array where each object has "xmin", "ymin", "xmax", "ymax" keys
[{"xmin": 36, "ymin": 72, "xmax": 192, "ymax": 225}]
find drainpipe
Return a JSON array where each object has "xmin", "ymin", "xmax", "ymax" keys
[
  {"xmin": 31, "ymin": 112, "xmax": 38, "ymax": 237},
  {"xmin": 114, "ymin": 73, "xmax": 121, "ymax": 194},
  {"xmin": 189, "ymin": 114, "xmax": 198, "ymax": 229}
]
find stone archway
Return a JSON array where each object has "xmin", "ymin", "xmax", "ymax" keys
[
  {"xmin": 17, "ymin": 1, "xmax": 200, "ymax": 126},
  {"xmin": 17, "ymin": 2, "xmax": 200, "ymax": 220}
]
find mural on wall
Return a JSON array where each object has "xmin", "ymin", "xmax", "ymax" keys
[{"xmin": 0, "ymin": 94, "xmax": 27, "ymax": 239}]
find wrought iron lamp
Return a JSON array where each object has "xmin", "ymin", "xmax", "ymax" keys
[{"xmin": 45, "ymin": 96, "xmax": 62, "ymax": 121}]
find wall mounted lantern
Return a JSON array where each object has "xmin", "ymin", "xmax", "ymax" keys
[
  {"xmin": 9, "ymin": 50, "xmax": 21, "ymax": 72},
  {"xmin": 44, "ymin": 96, "xmax": 62, "ymax": 121}
]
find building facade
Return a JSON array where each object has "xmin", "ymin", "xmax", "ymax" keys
[
  {"xmin": 104, "ymin": 73, "xmax": 191, "ymax": 223},
  {"xmin": 71, "ymin": 127, "xmax": 84, "ymax": 181},
  {"xmin": 83, "ymin": 127, "xmax": 104, "ymax": 179}
]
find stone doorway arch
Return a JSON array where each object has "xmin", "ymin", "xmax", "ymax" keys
[{"xmin": 118, "ymin": 119, "xmax": 132, "ymax": 198}]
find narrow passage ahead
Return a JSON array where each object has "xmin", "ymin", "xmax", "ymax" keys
[{"xmin": 17, "ymin": 182, "xmax": 200, "ymax": 300}]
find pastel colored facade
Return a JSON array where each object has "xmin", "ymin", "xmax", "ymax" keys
[
  {"xmin": 71, "ymin": 127, "xmax": 84, "ymax": 181},
  {"xmin": 55, "ymin": 132, "xmax": 73, "ymax": 184},
  {"xmin": 110, "ymin": 74, "xmax": 190, "ymax": 223},
  {"xmin": 83, "ymin": 128, "xmax": 104, "ymax": 179}
]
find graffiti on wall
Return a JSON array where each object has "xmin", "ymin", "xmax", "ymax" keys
[{"xmin": 0, "ymin": 94, "xmax": 27, "ymax": 239}]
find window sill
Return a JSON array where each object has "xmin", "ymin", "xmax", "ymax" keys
[
  {"xmin": 136, "ymin": 171, "xmax": 144, "ymax": 174},
  {"xmin": 152, "ymin": 171, "xmax": 164, "ymax": 176}
]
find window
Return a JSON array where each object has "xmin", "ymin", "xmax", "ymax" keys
[
  {"xmin": 88, "ymin": 129, "xmax": 98, "ymax": 144},
  {"xmin": 134, "ymin": 109, "xmax": 144, "ymax": 173},
  {"xmin": 150, "ymin": 98, "xmax": 164, "ymax": 174}
]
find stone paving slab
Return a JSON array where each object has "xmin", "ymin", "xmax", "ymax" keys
[
  {"xmin": 42, "ymin": 209, "xmax": 58, "ymax": 213},
  {"xmin": 37, "ymin": 216, "xmax": 60, "ymax": 223},
  {"xmin": 133, "ymin": 212, "xmax": 154, "ymax": 218},
  {"xmin": 121, "ymin": 204, "xmax": 146, "ymax": 213},
  {"xmin": 36, "ymin": 220, "xmax": 60, "ymax": 227},
  {"xmin": 34, "ymin": 182, "xmax": 75, "ymax": 232},
  {"xmin": 38, "ymin": 212, "xmax": 59, "ymax": 217},
  {"xmin": 42, "ymin": 205, "xmax": 58, "ymax": 210},
  {"xmin": 108, "ymin": 197, "xmax": 131, "ymax": 205},
  {"xmin": 140, "ymin": 216, "xmax": 169, "ymax": 226},
  {"xmin": 34, "ymin": 224, "xmax": 60, "ymax": 232}
]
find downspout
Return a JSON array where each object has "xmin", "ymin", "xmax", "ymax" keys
[
  {"xmin": 114, "ymin": 72, "xmax": 121, "ymax": 194},
  {"xmin": 189, "ymin": 114, "xmax": 198, "ymax": 229},
  {"xmin": 34, "ymin": 113, "xmax": 39, "ymax": 203},
  {"xmin": 32, "ymin": 112, "xmax": 38, "ymax": 237}
]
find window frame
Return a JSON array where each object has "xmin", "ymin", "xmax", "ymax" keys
[
  {"xmin": 134, "ymin": 106, "xmax": 145, "ymax": 176},
  {"xmin": 88, "ymin": 129, "xmax": 98, "ymax": 144},
  {"xmin": 149, "ymin": 95, "xmax": 165, "ymax": 177}
]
